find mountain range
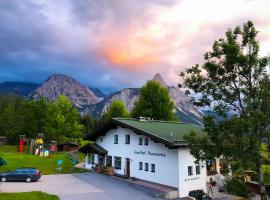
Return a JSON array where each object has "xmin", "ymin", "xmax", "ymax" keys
[{"xmin": 0, "ymin": 73, "xmax": 204, "ymax": 125}]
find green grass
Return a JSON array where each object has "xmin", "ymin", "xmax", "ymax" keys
[
  {"xmin": 0, "ymin": 145, "xmax": 18, "ymax": 153},
  {"xmin": 0, "ymin": 145, "xmax": 87, "ymax": 174},
  {"xmin": 0, "ymin": 191, "xmax": 59, "ymax": 200}
]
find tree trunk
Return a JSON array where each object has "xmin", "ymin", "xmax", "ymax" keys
[{"xmin": 257, "ymin": 155, "xmax": 267, "ymax": 200}]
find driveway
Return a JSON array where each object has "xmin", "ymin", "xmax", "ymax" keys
[{"xmin": 0, "ymin": 172, "xmax": 162, "ymax": 200}]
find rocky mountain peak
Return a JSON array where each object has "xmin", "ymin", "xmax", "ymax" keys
[
  {"xmin": 151, "ymin": 73, "xmax": 167, "ymax": 87},
  {"xmin": 31, "ymin": 74, "xmax": 99, "ymax": 107}
]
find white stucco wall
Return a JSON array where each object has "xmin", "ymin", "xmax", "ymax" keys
[
  {"xmin": 178, "ymin": 148, "xmax": 207, "ymax": 197},
  {"xmin": 94, "ymin": 126, "xmax": 179, "ymax": 188},
  {"xmin": 84, "ymin": 126, "xmax": 207, "ymax": 197}
]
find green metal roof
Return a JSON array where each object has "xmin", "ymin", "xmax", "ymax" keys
[
  {"xmin": 114, "ymin": 118, "xmax": 204, "ymax": 144},
  {"xmin": 84, "ymin": 118, "xmax": 204, "ymax": 148}
]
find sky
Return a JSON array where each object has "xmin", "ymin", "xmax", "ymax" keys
[{"xmin": 0, "ymin": 0, "xmax": 270, "ymax": 93}]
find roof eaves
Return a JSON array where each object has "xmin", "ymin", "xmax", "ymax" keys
[{"xmin": 113, "ymin": 118, "xmax": 176, "ymax": 148}]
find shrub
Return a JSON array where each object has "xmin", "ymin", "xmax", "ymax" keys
[{"xmin": 226, "ymin": 178, "xmax": 250, "ymax": 197}]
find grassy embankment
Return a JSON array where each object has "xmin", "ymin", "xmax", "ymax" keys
[
  {"xmin": 0, "ymin": 191, "xmax": 59, "ymax": 200},
  {"xmin": 0, "ymin": 145, "xmax": 86, "ymax": 174}
]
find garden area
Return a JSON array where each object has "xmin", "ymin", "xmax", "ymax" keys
[{"xmin": 0, "ymin": 145, "xmax": 86, "ymax": 174}]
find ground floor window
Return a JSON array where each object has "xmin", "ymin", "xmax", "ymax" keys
[
  {"xmin": 106, "ymin": 156, "xmax": 112, "ymax": 166},
  {"xmin": 188, "ymin": 166, "xmax": 193, "ymax": 176},
  {"xmin": 114, "ymin": 156, "xmax": 121, "ymax": 169},
  {"xmin": 196, "ymin": 165, "xmax": 200, "ymax": 175},
  {"xmin": 145, "ymin": 163, "xmax": 149, "ymax": 171},
  {"xmin": 98, "ymin": 155, "xmax": 104, "ymax": 165},
  {"xmin": 219, "ymin": 158, "xmax": 229, "ymax": 174},
  {"xmin": 139, "ymin": 162, "xmax": 143, "ymax": 170},
  {"xmin": 87, "ymin": 153, "xmax": 94, "ymax": 164},
  {"xmin": 151, "ymin": 164, "xmax": 155, "ymax": 173},
  {"xmin": 207, "ymin": 160, "xmax": 217, "ymax": 175}
]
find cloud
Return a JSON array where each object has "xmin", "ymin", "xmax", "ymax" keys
[{"xmin": 0, "ymin": 0, "xmax": 269, "ymax": 91}]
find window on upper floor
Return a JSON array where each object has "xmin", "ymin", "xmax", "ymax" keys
[
  {"xmin": 114, "ymin": 135, "xmax": 118, "ymax": 144},
  {"xmin": 139, "ymin": 162, "xmax": 143, "ymax": 170},
  {"xmin": 196, "ymin": 165, "xmax": 200, "ymax": 175},
  {"xmin": 100, "ymin": 137, "xmax": 103, "ymax": 142},
  {"xmin": 139, "ymin": 137, "xmax": 143, "ymax": 145},
  {"xmin": 125, "ymin": 134, "xmax": 130, "ymax": 144},
  {"xmin": 144, "ymin": 137, "xmax": 148, "ymax": 145},
  {"xmin": 188, "ymin": 166, "xmax": 193, "ymax": 176}
]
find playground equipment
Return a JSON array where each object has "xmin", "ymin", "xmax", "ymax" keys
[
  {"xmin": 19, "ymin": 135, "xmax": 27, "ymax": 154},
  {"xmin": 31, "ymin": 133, "xmax": 57, "ymax": 157}
]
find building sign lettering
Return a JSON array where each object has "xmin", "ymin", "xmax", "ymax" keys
[
  {"xmin": 134, "ymin": 150, "xmax": 166, "ymax": 157},
  {"xmin": 185, "ymin": 177, "xmax": 200, "ymax": 182}
]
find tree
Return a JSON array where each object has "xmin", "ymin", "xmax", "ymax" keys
[
  {"xmin": 180, "ymin": 21, "xmax": 270, "ymax": 198},
  {"xmin": 132, "ymin": 80, "xmax": 175, "ymax": 121},
  {"xmin": 48, "ymin": 95, "xmax": 83, "ymax": 141},
  {"xmin": 81, "ymin": 114, "xmax": 99, "ymax": 135},
  {"xmin": 102, "ymin": 100, "xmax": 129, "ymax": 122}
]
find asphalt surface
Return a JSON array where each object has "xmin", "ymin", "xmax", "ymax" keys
[{"xmin": 0, "ymin": 172, "xmax": 163, "ymax": 200}]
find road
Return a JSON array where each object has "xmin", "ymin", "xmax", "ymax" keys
[{"xmin": 0, "ymin": 172, "xmax": 162, "ymax": 200}]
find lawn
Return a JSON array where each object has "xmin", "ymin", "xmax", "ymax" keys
[
  {"xmin": 0, "ymin": 145, "xmax": 87, "ymax": 174},
  {"xmin": 0, "ymin": 191, "xmax": 59, "ymax": 200}
]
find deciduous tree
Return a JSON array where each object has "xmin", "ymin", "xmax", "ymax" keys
[
  {"xmin": 132, "ymin": 80, "xmax": 175, "ymax": 121},
  {"xmin": 180, "ymin": 21, "xmax": 270, "ymax": 197}
]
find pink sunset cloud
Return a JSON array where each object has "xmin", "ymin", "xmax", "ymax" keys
[{"xmin": 1, "ymin": 0, "xmax": 269, "ymax": 91}]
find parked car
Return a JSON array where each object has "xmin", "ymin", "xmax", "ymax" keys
[{"xmin": 0, "ymin": 167, "xmax": 41, "ymax": 182}]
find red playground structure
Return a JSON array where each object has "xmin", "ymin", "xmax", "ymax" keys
[{"xmin": 19, "ymin": 135, "xmax": 27, "ymax": 154}]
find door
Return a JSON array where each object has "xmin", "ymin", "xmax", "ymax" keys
[
  {"xmin": 125, "ymin": 158, "xmax": 130, "ymax": 177},
  {"xmin": 7, "ymin": 169, "xmax": 24, "ymax": 181}
]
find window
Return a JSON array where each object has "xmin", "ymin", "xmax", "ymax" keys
[
  {"xmin": 151, "ymin": 164, "xmax": 155, "ymax": 173},
  {"xmin": 188, "ymin": 166, "xmax": 193, "ymax": 176},
  {"xmin": 145, "ymin": 163, "xmax": 149, "ymax": 171},
  {"xmin": 98, "ymin": 155, "xmax": 104, "ymax": 165},
  {"xmin": 106, "ymin": 156, "xmax": 112, "ymax": 167},
  {"xmin": 125, "ymin": 134, "xmax": 130, "ymax": 144},
  {"xmin": 114, "ymin": 135, "xmax": 118, "ymax": 144},
  {"xmin": 100, "ymin": 137, "xmax": 103, "ymax": 142},
  {"xmin": 196, "ymin": 165, "xmax": 200, "ymax": 175},
  {"xmin": 139, "ymin": 162, "xmax": 143, "ymax": 170},
  {"xmin": 144, "ymin": 137, "xmax": 148, "ymax": 145},
  {"xmin": 206, "ymin": 160, "xmax": 217, "ymax": 175},
  {"xmin": 87, "ymin": 153, "xmax": 94, "ymax": 164},
  {"xmin": 114, "ymin": 156, "xmax": 121, "ymax": 169},
  {"xmin": 139, "ymin": 137, "xmax": 143, "ymax": 145}
]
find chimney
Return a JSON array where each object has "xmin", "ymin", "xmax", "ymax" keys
[{"xmin": 137, "ymin": 116, "xmax": 152, "ymax": 121}]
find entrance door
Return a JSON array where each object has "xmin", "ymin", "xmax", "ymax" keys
[{"xmin": 125, "ymin": 158, "xmax": 130, "ymax": 177}]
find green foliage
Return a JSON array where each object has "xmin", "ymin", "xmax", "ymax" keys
[
  {"xmin": 180, "ymin": 21, "xmax": 270, "ymax": 192},
  {"xmin": 0, "ymin": 94, "xmax": 84, "ymax": 144},
  {"xmin": 132, "ymin": 80, "xmax": 175, "ymax": 121},
  {"xmin": 0, "ymin": 191, "xmax": 59, "ymax": 200},
  {"xmin": 226, "ymin": 178, "xmax": 250, "ymax": 197},
  {"xmin": 81, "ymin": 114, "xmax": 99, "ymax": 135},
  {"xmin": 48, "ymin": 95, "xmax": 82, "ymax": 140},
  {"xmin": 102, "ymin": 100, "xmax": 129, "ymax": 122}
]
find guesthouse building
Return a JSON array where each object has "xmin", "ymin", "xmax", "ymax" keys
[{"xmin": 81, "ymin": 117, "xmax": 207, "ymax": 197}]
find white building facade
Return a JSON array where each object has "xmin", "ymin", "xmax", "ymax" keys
[{"xmin": 82, "ymin": 118, "xmax": 207, "ymax": 197}]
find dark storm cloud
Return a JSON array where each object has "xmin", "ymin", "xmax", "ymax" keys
[{"xmin": 0, "ymin": 0, "xmax": 269, "ymax": 92}]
